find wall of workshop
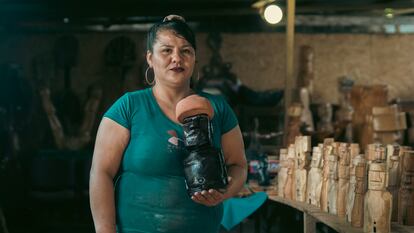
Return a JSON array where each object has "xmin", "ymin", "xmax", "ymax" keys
[{"xmin": 1, "ymin": 32, "xmax": 414, "ymax": 107}]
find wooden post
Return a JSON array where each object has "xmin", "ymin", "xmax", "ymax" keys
[{"xmin": 284, "ymin": 0, "xmax": 296, "ymax": 146}]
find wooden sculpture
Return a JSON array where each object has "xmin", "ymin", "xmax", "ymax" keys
[
  {"xmin": 327, "ymin": 147, "xmax": 339, "ymax": 215},
  {"xmin": 284, "ymin": 144, "xmax": 296, "ymax": 200},
  {"xmin": 300, "ymin": 88, "xmax": 314, "ymax": 132},
  {"xmin": 336, "ymin": 77, "xmax": 354, "ymax": 143},
  {"xmin": 364, "ymin": 162, "xmax": 392, "ymax": 233},
  {"xmin": 286, "ymin": 104, "xmax": 303, "ymax": 146},
  {"xmin": 278, "ymin": 148, "xmax": 288, "ymax": 198},
  {"xmin": 297, "ymin": 45, "xmax": 314, "ymax": 96},
  {"xmin": 295, "ymin": 136, "xmax": 311, "ymax": 202},
  {"xmin": 317, "ymin": 103, "xmax": 334, "ymax": 134},
  {"xmin": 398, "ymin": 150, "xmax": 414, "ymax": 225},
  {"xmin": 350, "ymin": 85, "xmax": 388, "ymax": 150},
  {"xmin": 39, "ymin": 86, "xmax": 102, "ymax": 150},
  {"xmin": 307, "ymin": 145, "xmax": 323, "ymax": 207},
  {"xmin": 321, "ymin": 138, "xmax": 334, "ymax": 212},
  {"xmin": 386, "ymin": 144, "xmax": 402, "ymax": 222},
  {"xmin": 350, "ymin": 154, "xmax": 367, "ymax": 227},
  {"xmin": 337, "ymin": 143, "xmax": 351, "ymax": 218},
  {"xmin": 346, "ymin": 143, "xmax": 360, "ymax": 222}
]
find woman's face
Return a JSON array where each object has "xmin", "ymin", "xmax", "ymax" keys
[{"xmin": 147, "ymin": 30, "xmax": 196, "ymax": 87}]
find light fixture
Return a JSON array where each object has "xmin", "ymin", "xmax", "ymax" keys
[
  {"xmin": 263, "ymin": 4, "xmax": 283, "ymax": 24},
  {"xmin": 384, "ymin": 8, "xmax": 394, "ymax": 19},
  {"xmin": 252, "ymin": 0, "xmax": 283, "ymax": 25}
]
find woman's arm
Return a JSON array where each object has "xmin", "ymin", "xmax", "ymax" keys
[
  {"xmin": 191, "ymin": 125, "xmax": 247, "ymax": 206},
  {"xmin": 89, "ymin": 118, "xmax": 130, "ymax": 233},
  {"xmin": 220, "ymin": 125, "xmax": 247, "ymax": 199}
]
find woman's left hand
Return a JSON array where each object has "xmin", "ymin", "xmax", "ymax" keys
[{"xmin": 191, "ymin": 189, "xmax": 226, "ymax": 207}]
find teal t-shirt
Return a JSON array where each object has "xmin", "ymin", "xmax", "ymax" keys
[{"xmin": 104, "ymin": 87, "xmax": 238, "ymax": 233}]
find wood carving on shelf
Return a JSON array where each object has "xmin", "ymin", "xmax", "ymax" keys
[
  {"xmin": 327, "ymin": 143, "xmax": 339, "ymax": 215},
  {"xmin": 346, "ymin": 144, "xmax": 360, "ymax": 223},
  {"xmin": 321, "ymin": 138, "xmax": 334, "ymax": 212},
  {"xmin": 364, "ymin": 162, "xmax": 392, "ymax": 233},
  {"xmin": 307, "ymin": 145, "xmax": 323, "ymax": 207},
  {"xmin": 295, "ymin": 136, "xmax": 311, "ymax": 202},
  {"xmin": 284, "ymin": 144, "xmax": 296, "ymax": 200},
  {"xmin": 278, "ymin": 148, "xmax": 288, "ymax": 198},
  {"xmin": 350, "ymin": 154, "xmax": 367, "ymax": 227},
  {"xmin": 398, "ymin": 149, "xmax": 414, "ymax": 225},
  {"xmin": 337, "ymin": 142, "xmax": 351, "ymax": 218},
  {"xmin": 386, "ymin": 144, "xmax": 402, "ymax": 222}
]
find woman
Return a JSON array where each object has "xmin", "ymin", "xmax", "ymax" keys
[{"xmin": 89, "ymin": 15, "xmax": 247, "ymax": 233}]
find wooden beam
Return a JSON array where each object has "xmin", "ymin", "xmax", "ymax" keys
[{"xmin": 284, "ymin": 0, "xmax": 296, "ymax": 146}]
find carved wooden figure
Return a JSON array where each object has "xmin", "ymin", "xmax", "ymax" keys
[
  {"xmin": 317, "ymin": 103, "xmax": 334, "ymax": 134},
  {"xmin": 278, "ymin": 148, "xmax": 288, "ymax": 198},
  {"xmin": 300, "ymin": 87, "xmax": 314, "ymax": 132},
  {"xmin": 295, "ymin": 136, "xmax": 311, "ymax": 202},
  {"xmin": 327, "ymin": 150, "xmax": 339, "ymax": 215},
  {"xmin": 284, "ymin": 144, "xmax": 296, "ymax": 200},
  {"xmin": 346, "ymin": 143, "xmax": 360, "ymax": 222},
  {"xmin": 321, "ymin": 138, "xmax": 334, "ymax": 212},
  {"xmin": 337, "ymin": 143, "xmax": 351, "ymax": 218},
  {"xmin": 307, "ymin": 146, "xmax": 323, "ymax": 207},
  {"xmin": 364, "ymin": 162, "xmax": 392, "ymax": 233},
  {"xmin": 349, "ymin": 154, "xmax": 366, "ymax": 227},
  {"xmin": 386, "ymin": 144, "xmax": 402, "ymax": 222},
  {"xmin": 398, "ymin": 150, "xmax": 414, "ymax": 225},
  {"xmin": 39, "ymin": 86, "xmax": 102, "ymax": 150}
]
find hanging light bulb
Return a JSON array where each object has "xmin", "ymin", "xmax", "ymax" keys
[{"xmin": 263, "ymin": 4, "xmax": 283, "ymax": 24}]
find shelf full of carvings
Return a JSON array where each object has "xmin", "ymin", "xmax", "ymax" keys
[{"xmin": 271, "ymin": 136, "xmax": 414, "ymax": 233}]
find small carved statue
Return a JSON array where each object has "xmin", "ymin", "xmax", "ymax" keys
[
  {"xmin": 349, "ymin": 154, "xmax": 366, "ymax": 227},
  {"xmin": 337, "ymin": 143, "xmax": 351, "ymax": 218},
  {"xmin": 295, "ymin": 136, "xmax": 311, "ymax": 202},
  {"xmin": 398, "ymin": 150, "xmax": 414, "ymax": 225},
  {"xmin": 321, "ymin": 138, "xmax": 334, "ymax": 212},
  {"xmin": 346, "ymin": 143, "xmax": 360, "ymax": 222},
  {"xmin": 307, "ymin": 145, "xmax": 323, "ymax": 207},
  {"xmin": 364, "ymin": 162, "xmax": 392, "ymax": 233},
  {"xmin": 284, "ymin": 144, "xmax": 296, "ymax": 200},
  {"xmin": 278, "ymin": 148, "xmax": 288, "ymax": 198},
  {"xmin": 317, "ymin": 103, "xmax": 334, "ymax": 134},
  {"xmin": 327, "ymin": 148, "xmax": 339, "ymax": 215},
  {"xmin": 335, "ymin": 77, "xmax": 354, "ymax": 143},
  {"xmin": 386, "ymin": 144, "xmax": 402, "ymax": 222}
]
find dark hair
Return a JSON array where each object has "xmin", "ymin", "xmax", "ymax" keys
[{"xmin": 146, "ymin": 16, "xmax": 196, "ymax": 52}]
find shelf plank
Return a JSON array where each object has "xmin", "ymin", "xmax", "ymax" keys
[{"xmin": 268, "ymin": 195, "xmax": 414, "ymax": 233}]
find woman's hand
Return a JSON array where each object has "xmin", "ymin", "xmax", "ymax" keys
[
  {"xmin": 191, "ymin": 177, "xmax": 233, "ymax": 206},
  {"xmin": 191, "ymin": 189, "xmax": 226, "ymax": 207}
]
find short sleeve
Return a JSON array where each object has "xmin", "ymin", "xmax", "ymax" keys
[
  {"xmin": 215, "ymin": 95, "xmax": 238, "ymax": 134},
  {"xmin": 103, "ymin": 93, "xmax": 131, "ymax": 129}
]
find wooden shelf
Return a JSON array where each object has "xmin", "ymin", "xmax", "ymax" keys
[{"xmin": 268, "ymin": 195, "xmax": 414, "ymax": 233}]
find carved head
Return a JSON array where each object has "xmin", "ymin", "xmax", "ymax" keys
[{"xmin": 368, "ymin": 162, "xmax": 387, "ymax": 190}]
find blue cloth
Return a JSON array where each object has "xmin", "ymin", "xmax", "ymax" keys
[
  {"xmin": 104, "ymin": 88, "xmax": 238, "ymax": 233},
  {"xmin": 221, "ymin": 192, "xmax": 268, "ymax": 231}
]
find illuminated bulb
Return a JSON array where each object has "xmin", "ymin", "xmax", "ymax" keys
[
  {"xmin": 263, "ymin": 4, "xmax": 283, "ymax": 24},
  {"xmin": 384, "ymin": 8, "xmax": 394, "ymax": 19}
]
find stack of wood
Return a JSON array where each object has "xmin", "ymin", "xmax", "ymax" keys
[{"xmin": 371, "ymin": 105, "xmax": 407, "ymax": 145}]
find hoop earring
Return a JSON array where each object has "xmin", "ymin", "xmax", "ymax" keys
[{"xmin": 145, "ymin": 67, "xmax": 155, "ymax": 85}]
